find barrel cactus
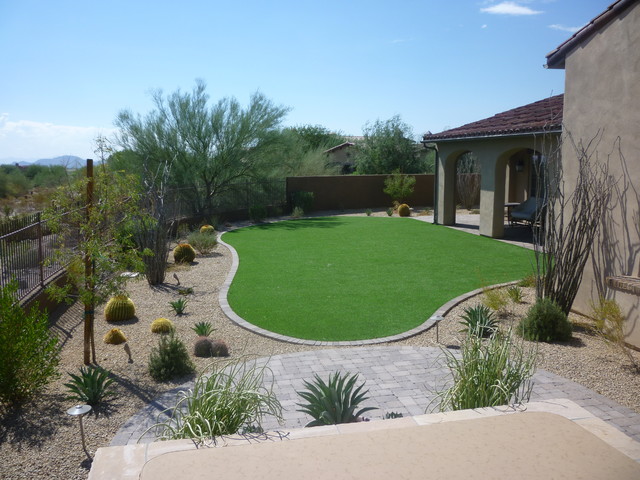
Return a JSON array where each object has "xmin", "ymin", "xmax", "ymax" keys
[
  {"xmin": 193, "ymin": 337, "xmax": 229, "ymax": 358},
  {"xmin": 151, "ymin": 317, "xmax": 174, "ymax": 334},
  {"xmin": 104, "ymin": 328, "xmax": 127, "ymax": 345},
  {"xmin": 104, "ymin": 295, "xmax": 136, "ymax": 322},
  {"xmin": 398, "ymin": 204, "xmax": 411, "ymax": 217},
  {"xmin": 199, "ymin": 224, "xmax": 215, "ymax": 235},
  {"xmin": 173, "ymin": 243, "xmax": 196, "ymax": 263}
]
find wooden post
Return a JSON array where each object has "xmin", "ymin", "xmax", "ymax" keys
[{"xmin": 83, "ymin": 159, "xmax": 95, "ymax": 365}]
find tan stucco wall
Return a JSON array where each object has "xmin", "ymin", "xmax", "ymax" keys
[{"xmin": 560, "ymin": 3, "xmax": 640, "ymax": 347}]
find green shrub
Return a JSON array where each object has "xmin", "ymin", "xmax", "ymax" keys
[
  {"xmin": 169, "ymin": 297, "xmax": 188, "ymax": 315},
  {"xmin": 436, "ymin": 328, "xmax": 537, "ymax": 411},
  {"xmin": 291, "ymin": 191, "xmax": 314, "ymax": 213},
  {"xmin": 187, "ymin": 231, "xmax": 218, "ymax": 255},
  {"xmin": 397, "ymin": 204, "xmax": 411, "ymax": 217},
  {"xmin": 146, "ymin": 358, "xmax": 282, "ymax": 441},
  {"xmin": 296, "ymin": 372, "xmax": 377, "ymax": 427},
  {"xmin": 64, "ymin": 366, "xmax": 116, "ymax": 406},
  {"xmin": 173, "ymin": 243, "xmax": 196, "ymax": 263},
  {"xmin": 459, "ymin": 305, "xmax": 498, "ymax": 338},
  {"xmin": 518, "ymin": 298, "xmax": 572, "ymax": 342},
  {"xmin": 518, "ymin": 274, "xmax": 537, "ymax": 288},
  {"xmin": 104, "ymin": 328, "xmax": 127, "ymax": 344},
  {"xmin": 0, "ymin": 280, "xmax": 60, "ymax": 405},
  {"xmin": 191, "ymin": 321, "xmax": 215, "ymax": 337},
  {"xmin": 506, "ymin": 285, "xmax": 523, "ymax": 303},
  {"xmin": 482, "ymin": 288, "xmax": 508, "ymax": 313},
  {"xmin": 148, "ymin": 332, "xmax": 195, "ymax": 382},
  {"xmin": 291, "ymin": 206, "xmax": 304, "ymax": 219},
  {"xmin": 383, "ymin": 171, "xmax": 415, "ymax": 205},
  {"xmin": 104, "ymin": 295, "xmax": 136, "ymax": 322},
  {"xmin": 249, "ymin": 205, "xmax": 267, "ymax": 222},
  {"xmin": 365, "ymin": 209, "xmax": 372, "ymax": 217},
  {"xmin": 151, "ymin": 317, "xmax": 174, "ymax": 334}
]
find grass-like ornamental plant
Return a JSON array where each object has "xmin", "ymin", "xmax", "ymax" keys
[
  {"xmin": 192, "ymin": 321, "xmax": 215, "ymax": 337},
  {"xmin": 146, "ymin": 357, "xmax": 283, "ymax": 442},
  {"xmin": 590, "ymin": 297, "xmax": 639, "ymax": 371},
  {"xmin": 296, "ymin": 372, "xmax": 377, "ymax": 427},
  {"xmin": 435, "ymin": 328, "xmax": 537, "ymax": 411},
  {"xmin": 519, "ymin": 297, "xmax": 572, "ymax": 342},
  {"xmin": 104, "ymin": 295, "xmax": 136, "ymax": 322},
  {"xmin": 104, "ymin": 328, "xmax": 127, "ymax": 345},
  {"xmin": 482, "ymin": 287, "xmax": 508, "ymax": 314},
  {"xmin": 173, "ymin": 243, "xmax": 196, "ymax": 263},
  {"xmin": 64, "ymin": 366, "xmax": 116, "ymax": 406},
  {"xmin": 151, "ymin": 317, "xmax": 174, "ymax": 334},
  {"xmin": 148, "ymin": 332, "xmax": 195, "ymax": 382},
  {"xmin": 0, "ymin": 280, "xmax": 60, "ymax": 405},
  {"xmin": 187, "ymin": 231, "xmax": 218, "ymax": 255},
  {"xmin": 506, "ymin": 285, "xmax": 523, "ymax": 303},
  {"xmin": 459, "ymin": 304, "xmax": 498, "ymax": 338},
  {"xmin": 169, "ymin": 297, "xmax": 188, "ymax": 315}
]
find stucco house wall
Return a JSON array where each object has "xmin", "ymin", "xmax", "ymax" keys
[{"xmin": 549, "ymin": 1, "xmax": 640, "ymax": 347}]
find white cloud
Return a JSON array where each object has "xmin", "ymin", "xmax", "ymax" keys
[
  {"xmin": 481, "ymin": 24, "xmax": 488, "ymax": 29},
  {"xmin": 549, "ymin": 24, "xmax": 582, "ymax": 33},
  {"xmin": 0, "ymin": 115, "xmax": 116, "ymax": 160},
  {"xmin": 481, "ymin": 2, "xmax": 543, "ymax": 15}
]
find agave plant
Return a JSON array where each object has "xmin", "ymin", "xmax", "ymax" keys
[
  {"xmin": 191, "ymin": 321, "xmax": 215, "ymax": 337},
  {"xmin": 64, "ymin": 366, "xmax": 116, "ymax": 406},
  {"xmin": 169, "ymin": 297, "xmax": 188, "ymax": 315},
  {"xmin": 296, "ymin": 371, "xmax": 377, "ymax": 427},
  {"xmin": 459, "ymin": 304, "xmax": 499, "ymax": 338}
]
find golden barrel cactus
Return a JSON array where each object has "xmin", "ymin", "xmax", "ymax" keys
[
  {"xmin": 199, "ymin": 224, "xmax": 215, "ymax": 235},
  {"xmin": 173, "ymin": 243, "xmax": 196, "ymax": 263},
  {"xmin": 104, "ymin": 295, "xmax": 136, "ymax": 322},
  {"xmin": 104, "ymin": 328, "xmax": 127, "ymax": 345},
  {"xmin": 151, "ymin": 317, "xmax": 174, "ymax": 334},
  {"xmin": 398, "ymin": 204, "xmax": 411, "ymax": 217}
]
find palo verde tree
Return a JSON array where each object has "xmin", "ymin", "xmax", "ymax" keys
[
  {"xmin": 355, "ymin": 115, "xmax": 427, "ymax": 174},
  {"xmin": 44, "ymin": 150, "xmax": 146, "ymax": 365},
  {"xmin": 115, "ymin": 80, "xmax": 290, "ymax": 216}
]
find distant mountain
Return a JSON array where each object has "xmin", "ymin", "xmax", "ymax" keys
[{"xmin": 33, "ymin": 155, "xmax": 85, "ymax": 168}]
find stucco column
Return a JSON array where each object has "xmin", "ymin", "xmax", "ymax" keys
[
  {"xmin": 479, "ymin": 154, "xmax": 506, "ymax": 238},
  {"xmin": 436, "ymin": 147, "xmax": 457, "ymax": 225}
]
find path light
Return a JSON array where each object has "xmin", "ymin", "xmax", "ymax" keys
[
  {"xmin": 431, "ymin": 315, "xmax": 444, "ymax": 343},
  {"xmin": 67, "ymin": 404, "xmax": 92, "ymax": 459}
]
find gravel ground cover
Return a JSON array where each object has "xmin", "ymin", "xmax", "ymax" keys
[{"xmin": 1, "ymin": 212, "xmax": 639, "ymax": 480}]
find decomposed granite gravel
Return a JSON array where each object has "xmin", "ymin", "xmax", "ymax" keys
[{"xmin": 1, "ymin": 217, "xmax": 639, "ymax": 480}]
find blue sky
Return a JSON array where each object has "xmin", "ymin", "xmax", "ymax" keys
[{"xmin": 0, "ymin": 0, "xmax": 609, "ymax": 161}]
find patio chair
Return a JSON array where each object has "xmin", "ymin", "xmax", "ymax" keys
[{"xmin": 509, "ymin": 197, "xmax": 545, "ymax": 226}]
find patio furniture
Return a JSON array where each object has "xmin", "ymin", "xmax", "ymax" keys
[{"xmin": 509, "ymin": 197, "xmax": 545, "ymax": 226}]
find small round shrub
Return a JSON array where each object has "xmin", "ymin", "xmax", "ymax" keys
[
  {"xmin": 148, "ymin": 332, "xmax": 195, "ymax": 381},
  {"xmin": 193, "ymin": 337, "xmax": 229, "ymax": 358},
  {"xmin": 104, "ymin": 328, "xmax": 127, "ymax": 345},
  {"xmin": 104, "ymin": 295, "xmax": 136, "ymax": 322},
  {"xmin": 187, "ymin": 231, "xmax": 218, "ymax": 255},
  {"xmin": 519, "ymin": 298, "xmax": 572, "ymax": 342},
  {"xmin": 398, "ymin": 204, "xmax": 411, "ymax": 217},
  {"xmin": 199, "ymin": 224, "xmax": 215, "ymax": 234},
  {"xmin": 173, "ymin": 243, "xmax": 196, "ymax": 263},
  {"xmin": 151, "ymin": 317, "xmax": 174, "ymax": 334}
]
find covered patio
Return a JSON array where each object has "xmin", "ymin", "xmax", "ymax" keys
[{"xmin": 423, "ymin": 95, "xmax": 563, "ymax": 238}]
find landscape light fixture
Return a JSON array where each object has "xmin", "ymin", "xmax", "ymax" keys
[
  {"xmin": 66, "ymin": 404, "xmax": 92, "ymax": 459},
  {"xmin": 431, "ymin": 314, "xmax": 444, "ymax": 343}
]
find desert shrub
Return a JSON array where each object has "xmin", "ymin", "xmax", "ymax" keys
[
  {"xmin": 104, "ymin": 295, "xmax": 136, "ymax": 322},
  {"xmin": 146, "ymin": 358, "xmax": 282, "ymax": 441},
  {"xmin": 459, "ymin": 305, "xmax": 498, "ymax": 338},
  {"xmin": 365, "ymin": 209, "xmax": 372, "ymax": 217},
  {"xmin": 187, "ymin": 231, "xmax": 217, "ymax": 255},
  {"xmin": 169, "ymin": 297, "xmax": 188, "ymax": 315},
  {"xmin": 151, "ymin": 317, "xmax": 174, "ymax": 334},
  {"xmin": 397, "ymin": 204, "xmax": 411, "ymax": 217},
  {"xmin": 435, "ymin": 328, "xmax": 536, "ymax": 411},
  {"xmin": 482, "ymin": 288, "xmax": 508, "ymax": 314},
  {"xmin": 249, "ymin": 205, "xmax": 267, "ymax": 222},
  {"xmin": 518, "ymin": 273, "xmax": 537, "ymax": 288},
  {"xmin": 506, "ymin": 285, "xmax": 523, "ymax": 303},
  {"xmin": 193, "ymin": 337, "xmax": 229, "ymax": 357},
  {"xmin": 199, "ymin": 224, "xmax": 215, "ymax": 235},
  {"xmin": 291, "ymin": 206, "xmax": 304, "ymax": 219},
  {"xmin": 386, "ymin": 207, "xmax": 393, "ymax": 216},
  {"xmin": 590, "ymin": 297, "xmax": 638, "ymax": 371},
  {"xmin": 0, "ymin": 280, "xmax": 60, "ymax": 405},
  {"xmin": 148, "ymin": 332, "xmax": 195, "ymax": 382},
  {"xmin": 104, "ymin": 328, "xmax": 127, "ymax": 345},
  {"xmin": 290, "ymin": 191, "xmax": 314, "ymax": 213},
  {"xmin": 518, "ymin": 298, "xmax": 572, "ymax": 342},
  {"xmin": 296, "ymin": 372, "xmax": 377, "ymax": 427},
  {"xmin": 173, "ymin": 243, "xmax": 196, "ymax": 263},
  {"xmin": 192, "ymin": 321, "xmax": 215, "ymax": 337},
  {"xmin": 383, "ymin": 171, "xmax": 415, "ymax": 205},
  {"xmin": 64, "ymin": 366, "xmax": 116, "ymax": 406}
]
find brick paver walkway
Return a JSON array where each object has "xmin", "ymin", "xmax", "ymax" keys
[{"xmin": 111, "ymin": 346, "xmax": 640, "ymax": 446}]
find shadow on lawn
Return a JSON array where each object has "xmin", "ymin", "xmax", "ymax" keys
[{"xmin": 227, "ymin": 216, "xmax": 348, "ymax": 232}]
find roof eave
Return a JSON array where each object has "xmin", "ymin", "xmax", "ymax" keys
[{"xmin": 423, "ymin": 128, "xmax": 562, "ymax": 143}]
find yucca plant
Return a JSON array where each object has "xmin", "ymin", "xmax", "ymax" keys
[
  {"xmin": 459, "ymin": 304, "xmax": 498, "ymax": 338},
  {"xmin": 506, "ymin": 285, "xmax": 523, "ymax": 303},
  {"xmin": 296, "ymin": 371, "xmax": 377, "ymax": 427},
  {"xmin": 64, "ymin": 366, "xmax": 116, "ymax": 406},
  {"xmin": 191, "ymin": 321, "xmax": 215, "ymax": 337},
  {"xmin": 145, "ymin": 357, "xmax": 282, "ymax": 442},
  {"xmin": 169, "ymin": 297, "xmax": 188, "ymax": 315}
]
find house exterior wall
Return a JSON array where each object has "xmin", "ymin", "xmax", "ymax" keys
[{"xmin": 560, "ymin": 3, "xmax": 640, "ymax": 347}]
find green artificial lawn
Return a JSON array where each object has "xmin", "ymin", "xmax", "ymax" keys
[{"xmin": 223, "ymin": 216, "xmax": 534, "ymax": 341}]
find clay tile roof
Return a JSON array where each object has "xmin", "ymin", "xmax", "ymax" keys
[{"xmin": 423, "ymin": 94, "xmax": 563, "ymax": 142}]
